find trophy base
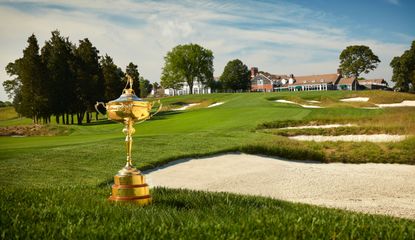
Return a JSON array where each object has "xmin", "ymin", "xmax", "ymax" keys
[{"xmin": 108, "ymin": 166, "xmax": 152, "ymax": 206}]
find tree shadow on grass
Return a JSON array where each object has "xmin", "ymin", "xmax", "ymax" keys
[
  {"xmin": 82, "ymin": 120, "xmax": 116, "ymax": 126},
  {"xmin": 148, "ymin": 110, "xmax": 183, "ymax": 121}
]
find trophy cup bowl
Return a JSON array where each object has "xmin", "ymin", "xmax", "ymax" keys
[{"xmin": 95, "ymin": 75, "xmax": 161, "ymax": 205}]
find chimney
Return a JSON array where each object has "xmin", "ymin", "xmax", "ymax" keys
[
  {"xmin": 251, "ymin": 67, "xmax": 258, "ymax": 78},
  {"xmin": 288, "ymin": 74, "xmax": 295, "ymax": 84}
]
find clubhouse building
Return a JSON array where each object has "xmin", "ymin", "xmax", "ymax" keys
[{"xmin": 250, "ymin": 67, "xmax": 388, "ymax": 92}]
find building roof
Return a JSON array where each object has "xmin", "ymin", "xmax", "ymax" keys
[
  {"xmin": 289, "ymin": 73, "xmax": 340, "ymax": 86},
  {"xmin": 358, "ymin": 79, "xmax": 387, "ymax": 85},
  {"xmin": 259, "ymin": 72, "xmax": 289, "ymax": 81},
  {"xmin": 337, "ymin": 77, "xmax": 356, "ymax": 85}
]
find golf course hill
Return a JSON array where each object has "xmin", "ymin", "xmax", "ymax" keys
[{"xmin": 1, "ymin": 90, "xmax": 415, "ymax": 239}]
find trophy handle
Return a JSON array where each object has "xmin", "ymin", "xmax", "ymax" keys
[
  {"xmin": 135, "ymin": 100, "xmax": 162, "ymax": 125},
  {"xmin": 149, "ymin": 100, "xmax": 162, "ymax": 118},
  {"xmin": 95, "ymin": 102, "xmax": 107, "ymax": 116}
]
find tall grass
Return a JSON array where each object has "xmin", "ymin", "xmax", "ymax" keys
[
  {"xmin": 0, "ymin": 107, "xmax": 18, "ymax": 120},
  {"xmin": 1, "ymin": 187, "xmax": 414, "ymax": 239}
]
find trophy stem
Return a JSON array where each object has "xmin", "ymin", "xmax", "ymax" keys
[{"xmin": 124, "ymin": 118, "xmax": 135, "ymax": 168}]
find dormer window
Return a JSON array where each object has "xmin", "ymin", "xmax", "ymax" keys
[{"xmin": 258, "ymin": 79, "xmax": 263, "ymax": 85}]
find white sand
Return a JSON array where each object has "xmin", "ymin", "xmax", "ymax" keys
[
  {"xmin": 146, "ymin": 153, "xmax": 415, "ymax": 219},
  {"xmin": 172, "ymin": 103, "xmax": 200, "ymax": 111},
  {"xmin": 376, "ymin": 100, "xmax": 415, "ymax": 108},
  {"xmin": 275, "ymin": 99, "xmax": 296, "ymax": 104},
  {"xmin": 340, "ymin": 97, "xmax": 369, "ymax": 102},
  {"xmin": 301, "ymin": 105, "xmax": 324, "ymax": 108},
  {"xmin": 281, "ymin": 124, "xmax": 355, "ymax": 130},
  {"xmin": 361, "ymin": 107, "xmax": 380, "ymax": 109},
  {"xmin": 208, "ymin": 102, "xmax": 224, "ymax": 108},
  {"xmin": 275, "ymin": 100, "xmax": 324, "ymax": 108},
  {"xmin": 307, "ymin": 100, "xmax": 321, "ymax": 103},
  {"xmin": 289, "ymin": 134, "xmax": 406, "ymax": 142}
]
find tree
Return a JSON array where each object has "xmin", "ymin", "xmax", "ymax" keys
[
  {"xmin": 41, "ymin": 30, "xmax": 76, "ymax": 124},
  {"xmin": 73, "ymin": 38, "xmax": 104, "ymax": 124},
  {"xmin": 7, "ymin": 34, "xmax": 47, "ymax": 123},
  {"xmin": 3, "ymin": 60, "xmax": 23, "ymax": 113},
  {"xmin": 220, "ymin": 59, "xmax": 250, "ymax": 92},
  {"xmin": 390, "ymin": 40, "xmax": 415, "ymax": 92},
  {"xmin": 3, "ymin": 60, "xmax": 24, "ymax": 116},
  {"xmin": 139, "ymin": 77, "xmax": 152, "ymax": 98},
  {"xmin": 152, "ymin": 82, "xmax": 159, "ymax": 92},
  {"xmin": 101, "ymin": 55, "xmax": 125, "ymax": 101},
  {"xmin": 161, "ymin": 44, "xmax": 214, "ymax": 94},
  {"xmin": 339, "ymin": 45, "xmax": 380, "ymax": 78},
  {"xmin": 125, "ymin": 62, "xmax": 140, "ymax": 96}
]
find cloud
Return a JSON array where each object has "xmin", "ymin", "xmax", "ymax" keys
[
  {"xmin": 0, "ymin": 0, "xmax": 410, "ymax": 100},
  {"xmin": 386, "ymin": 0, "xmax": 399, "ymax": 5}
]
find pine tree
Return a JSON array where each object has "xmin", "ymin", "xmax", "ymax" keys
[
  {"xmin": 18, "ymin": 34, "xmax": 47, "ymax": 123},
  {"xmin": 101, "ymin": 55, "xmax": 125, "ymax": 101},
  {"xmin": 41, "ymin": 30, "xmax": 76, "ymax": 124},
  {"xmin": 73, "ymin": 38, "xmax": 104, "ymax": 124},
  {"xmin": 139, "ymin": 77, "xmax": 152, "ymax": 98}
]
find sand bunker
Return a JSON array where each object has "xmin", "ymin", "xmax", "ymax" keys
[
  {"xmin": 289, "ymin": 134, "xmax": 406, "ymax": 142},
  {"xmin": 208, "ymin": 102, "xmax": 224, "ymax": 108},
  {"xmin": 275, "ymin": 99, "xmax": 296, "ymax": 104},
  {"xmin": 301, "ymin": 105, "xmax": 323, "ymax": 109},
  {"xmin": 281, "ymin": 124, "xmax": 355, "ymax": 130},
  {"xmin": 361, "ymin": 107, "xmax": 380, "ymax": 110},
  {"xmin": 376, "ymin": 100, "xmax": 415, "ymax": 108},
  {"xmin": 340, "ymin": 97, "xmax": 369, "ymax": 102},
  {"xmin": 275, "ymin": 100, "xmax": 324, "ymax": 109},
  {"xmin": 307, "ymin": 100, "xmax": 320, "ymax": 103},
  {"xmin": 172, "ymin": 103, "xmax": 200, "ymax": 111},
  {"xmin": 147, "ymin": 153, "xmax": 415, "ymax": 219}
]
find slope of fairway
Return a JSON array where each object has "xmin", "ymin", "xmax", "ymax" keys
[{"xmin": 1, "ymin": 91, "xmax": 415, "ymax": 239}]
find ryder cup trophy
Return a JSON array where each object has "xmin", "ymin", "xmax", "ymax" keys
[{"xmin": 95, "ymin": 74, "xmax": 161, "ymax": 205}]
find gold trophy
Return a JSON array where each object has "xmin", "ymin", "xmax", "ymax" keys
[{"xmin": 95, "ymin": 74, "xmax": 161, "ymax": 205}]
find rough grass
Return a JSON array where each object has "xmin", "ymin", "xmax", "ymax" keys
[
  {"xmin": 346, "ymin": 90, "xmax": 415, "ymax": 104},
  {"xmin": 267, "ymin": 90, "xmax": 415, "ymax": 108},
  {"xmin": 256, "ymin": 107, "xmax": 415, "ymax": 164},
  {"xmin": 0, "ymin": 107, "xmax": 19, "ymax": 120},
  {"xmin": 261, "ymin": 126, "xmax": 405, "ymax": 136},
  {"xmin": 0, "ymin": 124, "xmax": 74, "ymax": 136},
  {"xmin": 1, "ymin": 187, "xmax": 414, "ymax": 240}
]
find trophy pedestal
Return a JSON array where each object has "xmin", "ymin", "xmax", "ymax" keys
[{"xmin": 108, "ymin": 166, "xmax": 152, "ymax": 205}]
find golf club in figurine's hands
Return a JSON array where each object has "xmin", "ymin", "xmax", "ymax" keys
[{"xmin": 95, "ymin": 74, "xmax": 161, "ymax": 205}]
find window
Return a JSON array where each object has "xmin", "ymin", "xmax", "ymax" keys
[{"xmin": 258, "ymin": 79, "xmax": 263, "ymax": 85}]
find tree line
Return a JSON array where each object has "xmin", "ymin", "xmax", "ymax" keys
[{"xmin": 3, "ymin": 31, "xmax": 153, "ymax": 125}]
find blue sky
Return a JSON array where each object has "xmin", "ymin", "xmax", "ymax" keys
[{"xmin": 0, "ymin": 0, "xmax": 414, "ymax": 101}]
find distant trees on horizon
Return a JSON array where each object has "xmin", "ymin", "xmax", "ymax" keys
[{"xmin": 3, "ymin": 30, "xmax": 152, "ymax": 125}]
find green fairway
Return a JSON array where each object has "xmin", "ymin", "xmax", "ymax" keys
[{"xmin": 1, "ymin": 90, "xmax": 415, "ymax": 238}]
